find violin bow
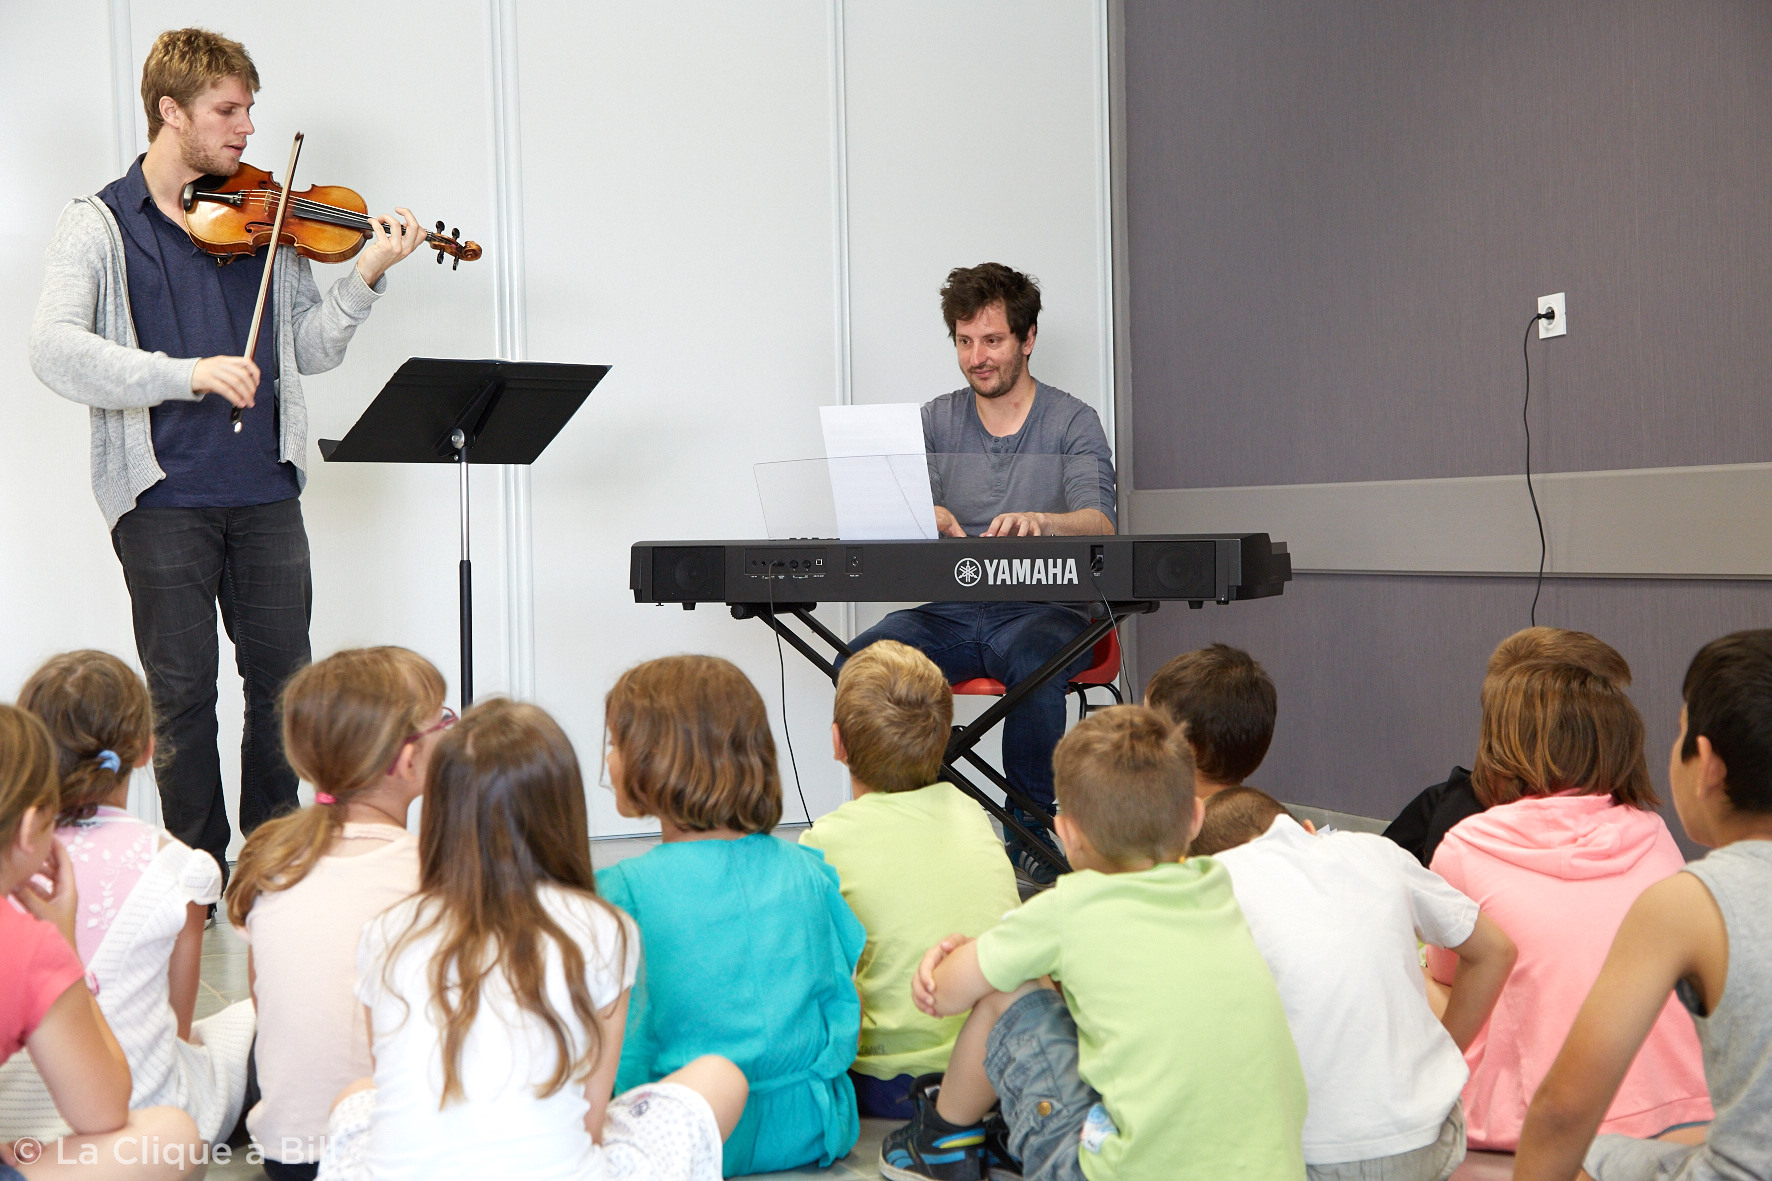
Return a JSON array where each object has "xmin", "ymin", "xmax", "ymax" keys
[{"xmin": 232, "ymin": 131, "xmax": 304, "ymax": 434}]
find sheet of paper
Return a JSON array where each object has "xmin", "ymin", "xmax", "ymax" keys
[{"xmin": 819, "ymin": 403, "xmax": 938, "ymax": 540}]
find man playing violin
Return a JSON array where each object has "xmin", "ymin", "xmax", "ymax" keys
[{"xmin": 30, "ymin": 28, "xmax": 427, "ymax": 885}]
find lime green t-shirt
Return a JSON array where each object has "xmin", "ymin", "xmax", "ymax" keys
[
  {"xmin": 975, "ymin": 858, "xmax": 1307, "ymax": 1181},
  {"xmin": 801, "ymin": 782, "xmax": 1020, "ymax": 1080}
]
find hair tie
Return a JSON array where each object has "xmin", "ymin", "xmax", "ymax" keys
[
  {"xmin": 314, "ymin": 792, "xmax": 337, "ymax": 806},
  {"xmin": 96, "ymin": 750, "xmax": 122, "ymax": 773}
]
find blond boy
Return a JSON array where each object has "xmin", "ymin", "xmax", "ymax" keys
[
  {"xmin": 800, "ymin": 641, "xmax": 1019, "ymax": 1119},
  {"xmin": 886, "ymin": 706, "xmax": 1306, "ymax": 1181}
]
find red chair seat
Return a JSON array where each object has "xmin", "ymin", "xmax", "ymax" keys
[{"xmin": 952, "ymin": 630, "xmax": 1122, "ymax": 697}]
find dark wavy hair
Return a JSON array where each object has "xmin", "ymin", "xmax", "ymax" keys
[{"xmin": 940, "ymin": 263, "xmax": 1041, "ymax": 342}]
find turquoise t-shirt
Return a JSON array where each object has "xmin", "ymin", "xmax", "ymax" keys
[
  {"xmin": 975, "ymin": 858, "xmax": 1307, "ymax": 1181},
  {"xmin": 801, "ymin": 782, "xmax": 1021, "ymax": 1080},
  {"xmin": 596, "ymin": 834, "xmax": 866, "ymax": 1176}
]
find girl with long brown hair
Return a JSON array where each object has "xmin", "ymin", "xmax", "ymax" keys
[
  {"xmin": 595, "ymin": 655, "xmax": 865, "ymax": 1176},
  {"xmin": 223, "ymin": 647, "xmax": 448, "ymax": 1181},
  {"xmin": 0, "ymin": 651, "xmax": 252, "ymax": 1149},
  {"xmin": 317, "ymin": 698, "xmax": 746, "ymax": 1181},
  {"xmin": 0, "ymin": 702, "xmax": 207, "ymax": 1180},
  {"xmin": 1426, "ymin": 660, "xmax": 1711, "ymax": 1152}
]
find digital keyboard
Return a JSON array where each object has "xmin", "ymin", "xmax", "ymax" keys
[{"xmin": 631, "ymin": 534, "xmax": 1291, "ymax": 608}]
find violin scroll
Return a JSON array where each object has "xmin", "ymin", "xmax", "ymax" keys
[{"xmin": 430, "ymin": 220, "xmax": 481, "ymax": 270}]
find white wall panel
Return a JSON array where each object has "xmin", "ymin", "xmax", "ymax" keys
[
  {"xmin": 516, "ymin": 1, "xmax": 850, "ymax": 834},
  {"xmin": 843, "ymin": 0, "xmax": 1113, "ymax": 424},
  {"xmin": 840, "ymin": 0, "xmax": 1118, "ymax": 775},
  {"xmin": 0, "ymin": 3, "xmax": 138, "ymax": 743}
]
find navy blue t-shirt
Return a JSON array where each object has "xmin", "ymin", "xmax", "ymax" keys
[{"xmin": 99, "ymin": 157, "xmax": 298, "ymax": 508}]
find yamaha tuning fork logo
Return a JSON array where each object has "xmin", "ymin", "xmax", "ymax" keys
[{"xmin": 953, "ymin": 555, "xmax": 1080, "ymax": 588}]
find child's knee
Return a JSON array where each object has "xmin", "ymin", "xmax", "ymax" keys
[
  {"xmin": 329, "ymin": 1077, "xmax": 375, "ymax": 1113},
  {"xmin": 669, "ymin": 1055, "xmax": 748, "ymax": 1135},
  {"xmin": 129, "ymin": 1104, "xmax": 202, "ymax": 1147},
  {"xmin": 974, "ymin": 979, "xmax": 1051, "ymax": 1026}
]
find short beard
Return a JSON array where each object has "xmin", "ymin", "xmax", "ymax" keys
[
  {"xmin": 179, "ymin": 134, "xmax": 239, "ymax": 179},
  {"xmin": 967, "ymin": 351, "xmax": 1025, "ymax": 400}
]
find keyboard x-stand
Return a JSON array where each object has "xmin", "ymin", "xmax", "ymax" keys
[{"xmin": 631, "ymin": 533, "xmax": 1293, "ymax": 873}]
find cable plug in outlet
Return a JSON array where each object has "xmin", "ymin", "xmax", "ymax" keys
[{"xmin": 1538, "ymin": 292, "xmax": 1566, "ymax": 339}]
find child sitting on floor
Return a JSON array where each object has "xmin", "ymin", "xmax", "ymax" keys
[
  {"xmin": 596, "ymin": 655, "xmax": 865, "ymax": 1176},
  {"xmin": 799, "ymin": 641, "xmax": 1019, "ymax": 1120},
  {"xmin": 316, "ymin": 699, "xmax": 747, "ymax": 1181},
  {"xmin": 0, "ymin": 651, "xmax": 253, "ymax": 1148},
  {"xmin": 1143, "ymin": 642, "xmax": 1277, "ymax": 801},
  {"xmin": 889, "ymin": 705, "xmax": 1306, "ymax": 1181},
  {"xmin": 1193, "ymin": 786, "xmax": 1516, "ymax": 1181},
  {"xmin": 0, "ymin": 702, "xmax": 205, "ymax": 1181},
  {"xmin": 1428, "ymin": 660, "xmax": 1711, "ymax": 1152},
  {"xmin": 1384, "ymin": 626, "xmax": 1633, "ymax": 866},
  {"xmin": 225, "ymin": 647, "xmax": 447, "ymax": 1181},
  {"xmin": 1517, "ymin": 630, "xmax": 1772, "ymax": 1181}
]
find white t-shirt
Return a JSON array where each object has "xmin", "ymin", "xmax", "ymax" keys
[
  {"xmin": 1213, "ymin": 815, "xmax": 1478, "ymax": 1164},
  {"xmin": 356, "ymin": 884, "xmax": 640, "ymax": 1181}
]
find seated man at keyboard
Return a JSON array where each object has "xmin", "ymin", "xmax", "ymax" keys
[{"xmin": 846, "ymin": 262, "xmax": 1116, "ymax": 886}]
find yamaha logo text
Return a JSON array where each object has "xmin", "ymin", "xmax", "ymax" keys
[{"xmin": 954, "ymin": 557, "xmax": 1080, "ymax": 587}]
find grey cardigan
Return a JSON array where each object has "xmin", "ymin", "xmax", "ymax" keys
[{"xmin": 29, "ymin": 196, "xmax": 384, "ymax": 529}]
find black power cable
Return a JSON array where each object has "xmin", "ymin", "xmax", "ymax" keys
[
  {"xmin": 1521, "ymin": 308, "xmax": 1556, "ymax": 626},
  {"xmin": 767, "ymin": 561, "xmax": 813, "ymax": 825}
]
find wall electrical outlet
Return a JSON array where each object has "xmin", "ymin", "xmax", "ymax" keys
[{"xmin": 1538, "ymin": 292, "xmax": 1567, "ymax": 339}]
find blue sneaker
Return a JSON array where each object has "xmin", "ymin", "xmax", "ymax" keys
[{"xmin": 879, "ymin": 1074, "xmax": 984, "ymax": 1181}]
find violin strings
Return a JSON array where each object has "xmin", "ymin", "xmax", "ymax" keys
[{"xmin": 228, "ymin": 189, "xmax": 449, "ymax": 241}]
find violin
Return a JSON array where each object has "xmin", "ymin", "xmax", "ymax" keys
[
  {"xmin": 180, "ymin": 162, "xmax": 482, "ymax": 269},
  {"xmin": 192, "ymin": 132, "xmax": 480, "ymax": 434}
]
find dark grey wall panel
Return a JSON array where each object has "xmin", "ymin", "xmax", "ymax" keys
[
  {"xmin": 1138, "ymin": 574, "xmax": 1772, "ymax": 855},
  {"xmin": 1125, "ymin": 2, "xmax": 1772, "ymax": 489}
]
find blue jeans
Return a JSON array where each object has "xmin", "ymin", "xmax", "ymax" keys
[
  {"xmin": 846, "ymin": 601, "xmax": 1092, "ymax": 816},
  {"xmin": 111, "ymin": 499, "xmax": 312, "ymax": 878}
]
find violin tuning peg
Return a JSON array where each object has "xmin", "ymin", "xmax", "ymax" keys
[
  {"xmin": 451, "ymin": 228, "xmax": 460, "ymax": 240},
  {"xmin": 436, "ymin": 220, "xmax": 445, "ymax": 232},
  {"xmin": 436, "ymin": 250, "xmax": 444, "ymax": 264},
  {"xmin": 452, "ymin": 256, "xmax": 460, "ymax": 271}
]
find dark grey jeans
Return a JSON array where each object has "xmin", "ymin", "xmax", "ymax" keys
[{"xmin": 111, "ymin": 499, "xmax": 312, "ymax": 879}]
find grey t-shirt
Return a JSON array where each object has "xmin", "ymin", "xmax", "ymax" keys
[{"xmin": 921, "ymin": 381, "xmax": 1117, "ymax": 536}]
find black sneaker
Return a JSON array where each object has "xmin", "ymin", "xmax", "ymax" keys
[
  {"xmin": 982, "ymin": 1110, "xmax": 1022, "ymax": 1180},
  {"xmin": 1003, "ymin": 808, "xmax": 1063, "ymax": 889},
  {"xmin": 1006, "ymin": 841, "xmax": 1059, "ymax": 890},
  {"xmin": 879, "ymin": 1074, "xmax": 984, "ymax": 1181}
]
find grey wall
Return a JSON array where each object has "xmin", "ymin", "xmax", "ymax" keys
[
  {"xmin": 1121, "ymin": 2, "xmax": 1772, "ymax": 834},
  {"xmin": 1125, "ymin": 1, "xmax": 1772, "ymax": 489},
  {"xmin": 1142, "ymin": 576, "xmax": 1772, "ymax": 854}
]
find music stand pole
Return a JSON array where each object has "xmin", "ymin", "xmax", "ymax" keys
[
  {"xmin": 318, "ymin": 357, "xmax": 610, "ymax": 712},
  {"xmin": 453, "ymin": 428, "xmax": 473, "ymax": 705}
]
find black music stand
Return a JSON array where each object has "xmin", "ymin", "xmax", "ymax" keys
[{"xmin": 320, "ymin": 358, "xmax": 609, "ymax": 704}]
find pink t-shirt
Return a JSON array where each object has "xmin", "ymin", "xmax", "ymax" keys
[
  {"xmin": 242, "ymin": 823, "xmax": 419, "ymax": 1164},
  {"xmin": 1427, "ymin": 794, "xmax": 1712, "ymax": 1149},
  {"xmin": 0, "ymin": 901, "xmax": 85, "ymax": 1063}
]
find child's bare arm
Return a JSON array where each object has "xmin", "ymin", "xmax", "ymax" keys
[
  {"xmin": 1439, "ymin": 913, "xmax": 1515, "ymax": 1050},
  {"xmin": 914, "ymin": 937, "xmax": 999, "ymax": 1018},
  {"xmin": 1514, "ymin": 874, "xmax": 1725, "ymax": 1181},
  {"xmin": 168, "ymin": 901, "xmax": 206, "ymax": 1039},
  {"xmin": 25, "ymin": 980, "xmax": 132, "ymax": 1134},
  {"xmin": 583, "ymin": 989, "xmax": 632, "ymax": 1144}
]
